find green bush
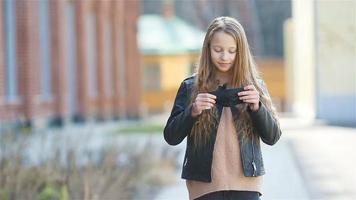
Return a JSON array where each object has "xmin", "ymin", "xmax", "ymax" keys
[{"xmin": 37, "ymin": 184, "xmax": 61, "ymax": 200}]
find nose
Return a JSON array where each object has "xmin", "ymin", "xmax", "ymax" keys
[{"xmin": 220, "ymin": 52, "xmax": 228, "ymax": 61}]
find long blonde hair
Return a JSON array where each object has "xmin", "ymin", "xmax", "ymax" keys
[{"xmin": 190, "ymin": 16, "xmax": 279, "ymax": 149}]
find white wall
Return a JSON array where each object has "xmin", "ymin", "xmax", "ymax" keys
[
  {"xmin": 315, "ymin": 0, "xmax": 356, "ymax": 125},
  {"xmin": 287, "ymin": 0, "xmax": 356, "ymax": 125},
  {"xmin": 287, "ymin": 0, "xmax": 316, "ymax": 119}
]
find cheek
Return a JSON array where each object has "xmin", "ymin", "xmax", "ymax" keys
[
  {"xmin": 230, "ymin": 54, "xmax": 237, "ymax": 61},
  {"xmin": 210, "ymin": 51, "xmax": 219, "ymax": 63}
]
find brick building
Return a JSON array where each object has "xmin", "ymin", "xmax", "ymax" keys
[{"xmin": 0, "ymin": 0, "xmax": 141, "ymax": 127}]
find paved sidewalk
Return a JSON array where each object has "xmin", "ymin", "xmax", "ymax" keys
[{"xmin": 286, "ymin": 125, "xmax": 356, "ymax": 200}]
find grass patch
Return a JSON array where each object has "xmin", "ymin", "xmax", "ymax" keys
[{"xmin": 114, "ymin": 124, "xmax": 164, "ymax": 134}]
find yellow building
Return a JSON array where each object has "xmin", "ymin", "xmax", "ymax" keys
[{"xmin": 138, "ymin": 14, "xmax": 205, "ymax": 114}]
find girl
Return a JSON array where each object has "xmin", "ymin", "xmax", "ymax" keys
[{"xmin": 164, "ymin": 16, "xmax": 282, "ymax": 200}]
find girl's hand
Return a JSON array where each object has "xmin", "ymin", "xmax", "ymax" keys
[
  {"xmin": 238, "ymin": 84, "xmax": 260, "ymax": 112},
  {"xmin": 191, "ymin": 93, "xmax": 216, "ymax": 117}
]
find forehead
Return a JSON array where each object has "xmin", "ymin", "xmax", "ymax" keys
[{"xmin": 210, "ymin": 31, "xmax": 236, "ymax": 47}]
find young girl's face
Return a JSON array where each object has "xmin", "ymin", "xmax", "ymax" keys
[{"xmin": 210, "ymin": 31, "xmax": 237, "ymax": 73}]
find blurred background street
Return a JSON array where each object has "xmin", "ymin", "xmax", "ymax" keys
[{"xmin": 0, "ymin": 0, "xmax": 355, "ymax": 199}]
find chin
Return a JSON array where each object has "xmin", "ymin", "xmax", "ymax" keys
[
  {"xmin": 217, "ymin": 66, "xmax": 232, "ymax": 72},
  {"xmin": 213, "ymin": 62, "xmax": 233, "ymax": 73},
  {"xmin": 217, "ymin": 69, "xmax": 230, "ymax": 73}
]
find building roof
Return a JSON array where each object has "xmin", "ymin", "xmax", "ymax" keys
[{"xmin": 138, "ymin": 14, "xmax": 205, "ymax": 55}]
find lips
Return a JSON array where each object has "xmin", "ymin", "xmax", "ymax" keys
[{"xmin": 218, "ymin": 63, "xmax": 231, "ymax": 67}]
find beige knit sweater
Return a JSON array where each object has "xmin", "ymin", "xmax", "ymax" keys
[{"xmin": 186, "ymin": 107, "xmax": 263, "ymax": 200}]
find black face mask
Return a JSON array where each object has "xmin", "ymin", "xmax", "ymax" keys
[{"xmin": 209, "ymin": 84, "xmax": 245, "ymax": 107}]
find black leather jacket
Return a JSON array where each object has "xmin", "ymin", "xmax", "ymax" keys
[{"xmin": 164, "ymin": 76, "xmax": 282, "ymax": 182}]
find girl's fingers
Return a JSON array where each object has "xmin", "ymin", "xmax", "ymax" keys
[
  {"xmin": 193, "ymin": 92, "xmax": 216, "ymax": 114},
  {"xmin": 239, "ymin": 94, "xmax": 259, "ymax": 100},
  {"xmin": 198, "ymin": 93, "xmax": 217, "ymax": 99},
  {"xmin": 238, "ymin": 93, "xmax": 258, "ymax": 100},
  {"xmin": 202, "ymin": 106, "xmax": 213, "ymax": 110},
  {"xmin": 204, "ymin": 93, "xmax": 217, "ymax": 99},
  {"xmin": 243, "ymin": 84, "xmax": 256, "ymax": 91},
  {"xmin": 238, "ymin": 90, "xmax": 258, "ymax": 96},
  {"xmin": 243, "ymin": 99, "xmax": 259, "ymax": 104},
  {"xmin": 196, "ymin": 97, "xmax": 216, "ymax": 104},
  {"xmin": 195, "ymin": 102, "xmax": 214, "ymax": 110},
  {"xmin": 238, "ymin": 84, "xmax": 259, "ymax": 104},
  {"xmin": 197, "ymin": 93, "xmax": 216, "ymax": 104},
  {"xmin": 197, "ymin": 102, "xmax": 214, "ymax": 107}
]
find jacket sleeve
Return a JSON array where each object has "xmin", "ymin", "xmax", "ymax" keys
[
  {"xmin": 248, "ymin": 80, "xmax": 282, "ymax": 145},
  {"xmin": 164, "ymin": 81, "xmax": 198, "ymax": 145}
]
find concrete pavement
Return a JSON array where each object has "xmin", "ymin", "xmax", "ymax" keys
[{"xmin": 286, "ymin": 125, "xmax": 356, "ymax": 200}]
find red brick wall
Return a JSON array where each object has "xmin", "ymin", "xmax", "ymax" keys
[
  {"xmin": 96, "ymin": 1, "xmax": 109, "ymax": 119},
  {"xmin": 0, "ymin": 1, "xmax": 57, "ymax": 123},
  {"xmin": 124, "ymin": 0, "xmax": 141, "ymax": 119},
  {"xmin": 86, "ymin": 1, "xmax": 100, "ymax": 118},
  {"xmin": 0, "ymin": 0, "xmax": 142, "ymax": 125},
  {"xmin": 112, "ymin": 0, "xmax": 127, "ymax": 119},
  {"xmin": 49, "ymin": 0, "xmax": 68, "ymax": 118},
  {"xmin": 0, "ymin": 1, "xmax": 21, "ymax": 122},
  {"xmin": 17, "ymin": 0, "xmax": 39, "ymax": 120},
  {"xmin": 75, "ymin": 0, "xmax": 89, "ymax": 119},
  {"xmin": 16, "ymin": 0, "xmax": 56, "ymax": 124}
]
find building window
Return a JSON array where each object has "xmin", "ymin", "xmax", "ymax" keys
[
  {"xmin": 3, "ymin": 0, "xmax": 17, "ymax": 101},
  {"xmin": 143, "ymin": 63, "xmax": 161, "ymax": 91},
  {"xmin": 39, "ymin": 0, "xmax": 52, "ymax": 98},
  {"xmin": 87, "ymin": 12, "xmax": 98, "ymax": 97}
]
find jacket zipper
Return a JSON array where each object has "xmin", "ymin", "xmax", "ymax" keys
[
  {"xmin": 183, "ymin": 157, "xmax": 188, "ymax": 167},
  {"xmin": 251, "ymin": 136, "xmax": 257, "ymax": 177}
]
